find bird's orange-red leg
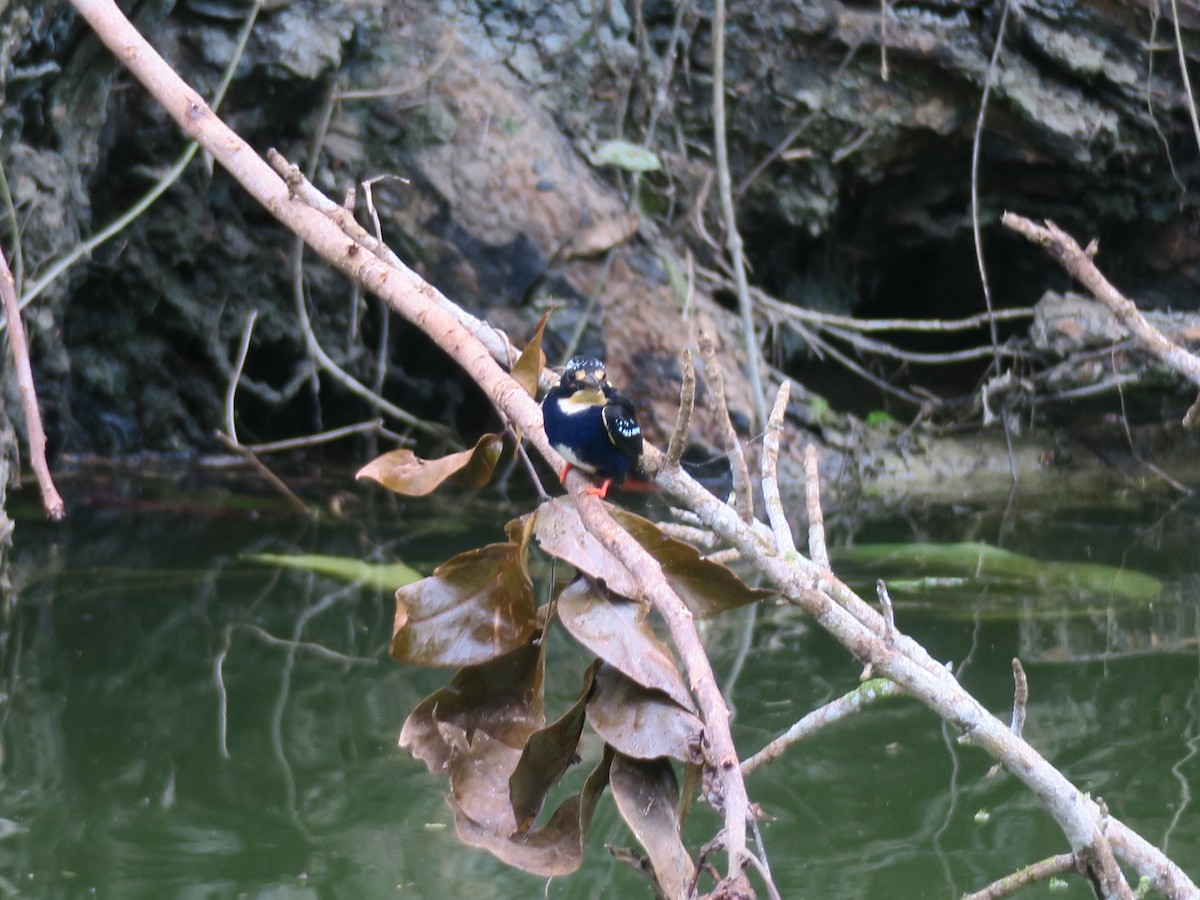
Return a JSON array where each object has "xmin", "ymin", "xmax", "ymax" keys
[
  {"xmin": 558, "ymin": 462, "xmax": 572, "ymax": 483},
  {"xmin": 584, "ymin": 478, "xmax": 613, "ymax": 498}
]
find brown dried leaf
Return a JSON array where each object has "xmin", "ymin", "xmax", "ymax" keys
[
  {"xmin": 557, "ymin": 579, "xmax": 694, "ymax": 711},
  {"xmin": 451, "ymin": 746, "xmax": 613, "ymax": 877},
  {"xmin": 610, "ymin": 507, "xmax": 775, "ymax": 618},
  {"xmin": 399, "ymin": 641, "xmax": 545, "ymax": 777},
  {"xmin": 532, "ymin": 498, "xmax": 638, "ymax": 597},
  {"xmin": 565, "ymin": 213, "xmax": 640, "ymax": 258},
  {"xmin": 512, "ymin": 309, "xmax": 552, "ymax": 398},
  {"xmin": 610, "ymin": 753, "xmax": 696, "ymax": 900},
  {"xmin": 356, "ymin": 432, "xmax": 504, "ymax": 496},
  {"xmin": 392, "ymin": 542, "xmax": 537, "ymax": 667},
  {"xmin": 586, "ymin": 665, "xmax": 702, "ymax": 763},
  {"xmin": 509, "ymin": 662, "xmax": 598, "ymax": 831}
]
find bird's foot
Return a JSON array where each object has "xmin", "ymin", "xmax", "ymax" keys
[{"xmin": 584, "ymin": 479, "xmax": 613, "ymax": 498}]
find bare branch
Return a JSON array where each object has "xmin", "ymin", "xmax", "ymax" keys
[
  {"xmin": 665, "ymin": 348, "xmax": 695, "ymax": 468},
  {"xmin": 876, "ymin": 580, "xmax": 896, "ymax": 648},
  {"xmin": 1010, "ymin": 657, "xmax": 1028, "ymax": 738},
  {"xmin": 1002, "ymin": 214, "xmax": 1200, "ymax": 409},
  {"xmin": 0, "ymin": 246, "xmax": 64, "ymax": 520},
  {"xmin": 802, "ymin": 444, "xmax": 828, "ymax": 570},
  {"xmin": 761, "ymin": 382, "xmax": 796, "ymax": 556},
  {"xmin": 224, "ymin": 309, "xmax": 257, "ymax": 445},
  {"xmin": 711, "ymin": 0, "xmax": 768, "ymax": 430},
  {"xmin": 962, "ymin": 853, "xmax": 1079, "ymax": 900},
  {"xmin": 741, "ymin": 678, "xmax": 901, "ymax": 776},
  {"xmin": 698, "ymin": 331, "xmax": 755, "ymax": 523}
]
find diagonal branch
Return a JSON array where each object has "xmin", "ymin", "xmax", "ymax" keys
[
  {"xmin": 1002, "ymin": 213, "xmax": 1200, "ymax": 396},
  {"xmin": 66, "ymin": 0, "xmax": 753, "ymax": 883}
]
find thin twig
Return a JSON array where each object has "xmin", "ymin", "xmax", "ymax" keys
[
  {"xmin": 0, "ymin": 247, "xmax": 64, "ymax": 519},
  {"xmin": 704, "ymin": 547, "xmax": 742, "ymax": 565},
  {"xmin": 241, "ymin": 419, "xmax": 385, "ymax": 454},
  {"xmin": 741, "ymin": 678, "xmax": 901, "ymax": 775},
  {"xmin": 1010, "ymin": 657, "xmax": 1028, "ymax": 738},
  {"xmin": 1003, "ymin": 214, "xmax": 1200, "ymax": 399},
  {"xmin": 0, "ymin": 157, "xmax": 22, "ymax": 294},
  {"xmin": 704, "ymin": 264, "xmax": 1036, "ymax": 332},
  {"xmin": 761, "ymin": 382, "xmax": 796, "ymax": 556},
  {"xmin": 738, "ymin": 841, "xmax": 783, "ymax": 900},
  {"xmin": 699, "ymin": 331, "xmax": 754, "ymax": 523},
  {"xmin": 1168, "ymin": 0, "xmax": 1200, "ymax": 156},
  {"xmin": 214, "ymin": 431, "xmax": 311, "ymax": 516},
  {"xmin": 660, "ymin": 521, "xmax": 721, "ymax": 548},
  {"xmin": 214, "ymin": 625, "xmax": 232, "ymax": 759},
  {"xmin": 961, "ymin": 853, "xmax": 1079, "ymax": 900},
  {"xmin": 971, "ymin": 0, "xmax": 1013, "ymax": 381},
  {"xmin": 12, "ymin": 0, "xmax": 263, "ymax": 319},
  {"xmin": 289, "ymin": 231, "xmax": 456, "ymax": 442},
  {"xmin": 711, "ymin": 0, "xmax": 768, "ymax": 431},
  {"xmin": 876, "ymin": 579, "xmax": 896, "ymax": 648},
  {"xmin": 266, "ymin": 150, "xmax": 521, "ymax": 381},
  {"xmin": 666, "ymin": 348, "xmax": 696, "ymax": 467},
  {"xmin": 802, "ymin": 444, "xmax": 827, "ymax": 569},
  {"xmin": 224, "ymin": 309, "xmax": 257, "ymax": 444},
  {"xmin": 238, "ymin": 623, "xmax": 378, "ymax": 665}
]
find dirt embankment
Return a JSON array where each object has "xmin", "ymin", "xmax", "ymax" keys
[{"xmin": 2, "ymin": 0, "xmax": 1199, "ymax": 507}]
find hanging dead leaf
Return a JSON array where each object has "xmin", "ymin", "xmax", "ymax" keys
[
  {"xmin": 557, "ymin": 579, "xmax": 694, "ymax": 711},
  {"xmin": 512, "ymin": 309, "xmax": 552, "ymax": 398},
  {"xmin": 532, "ymin": 498, "xmax": 639, "ymax": 597},
  {"xmin": 356, "ymin": 432, "xmax": 504, "ymax": 496},
  {"xmin": 509, "ymin": 661, "xmax": 599, "ymax": 831},
  {"xmin": 586, "ymin": 665, "xmax": 702, "ymax": 763},
  {"xmin": 399, "ymin": 641, "xmax": 545, "ymax": 777},
  {"xmin": 610, "ymin": 753, "xmax": 696, "ymax": 900},
  {"xmin": 610, "ymin": 507, "xmax": 775, "ymax": 617},
  {"xmin": 392, "ymin": 541, "xmax": 537, "ymax": 667},
  {"xmin": 450, "ymin": 746, "xmax": 613, "ymax": 877}
]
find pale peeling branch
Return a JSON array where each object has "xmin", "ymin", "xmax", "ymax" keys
[
  {"xmin": 698, "ymin": 330, "xmax": 754, "ymax": 523},
  {"xmin": 0, "ymin": 246, "xmax": 63, "ymax": 520},
  {"xmin": 1002, "ymin": 213, "xmax": 1200, "ymax": 428},
  {"xmin": 760, "ymin": 381, "xmax": 796, "ymax": 557},
  {"xmin": 65, "ymin": 0, "xmax": 754, "ymax": 884}
]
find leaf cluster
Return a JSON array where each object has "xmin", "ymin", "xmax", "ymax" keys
[{"xmin": 362, "ymin": 431, "xmax": 769, "ymax": 889}]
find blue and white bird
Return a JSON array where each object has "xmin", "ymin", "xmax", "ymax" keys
[{"xmin": 541, "ymin": 356, "xmax": 643, "ymax": 498}]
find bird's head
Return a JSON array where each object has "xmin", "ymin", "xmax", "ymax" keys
[{"xmin": 559, "ymin": 356, "xmax": 609, "ymax": 403}]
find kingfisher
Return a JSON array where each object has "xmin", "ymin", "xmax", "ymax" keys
[{"xmin": 541, "ymin": 356, "xmax": 644, "ymax": 498}]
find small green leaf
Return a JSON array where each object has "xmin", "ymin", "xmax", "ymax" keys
[
  {"xmin": 588, "ymin": 139, "xmax": 662, "ymax": 173},
  {"xmin": 356, "ymin": 432, "xmax": 505, "ymax": 496},
  {"xmin": 392, "ymin": 542, "xmax": 537, "ymax": 667},
  {"xmin": 245, "ymin": 553, "xmax": 421, "ymax": 590}
]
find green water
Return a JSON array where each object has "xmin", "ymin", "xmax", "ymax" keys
[{"xmin": 1, "ymin": 485, "xmax": 1198, "ymax": 898}]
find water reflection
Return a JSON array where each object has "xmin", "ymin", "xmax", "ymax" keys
[{"xmin": 0, "ymin": 489, "xmax": 1197, "ymax": 898}]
